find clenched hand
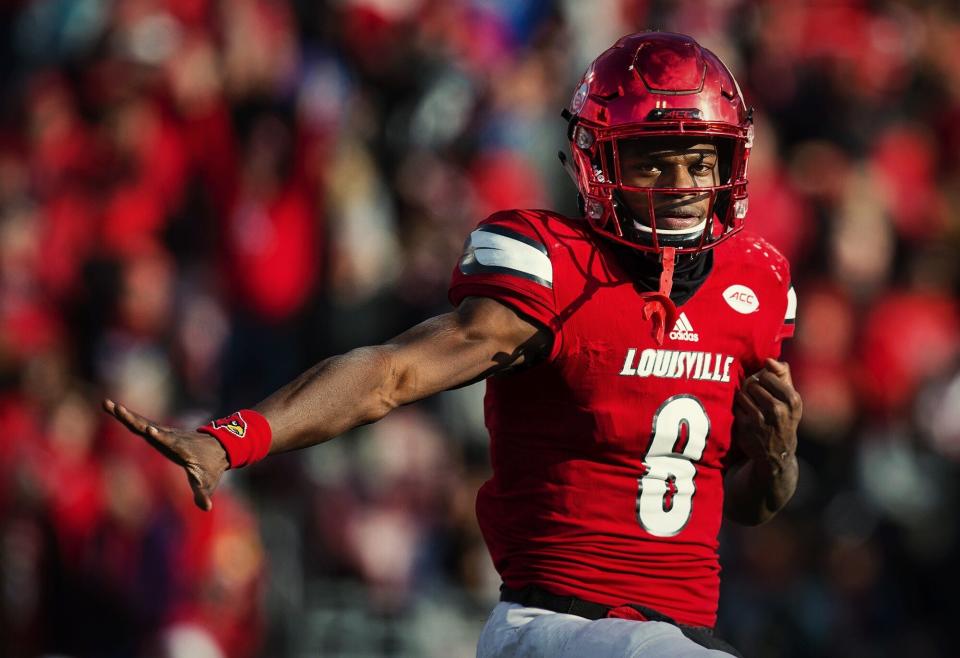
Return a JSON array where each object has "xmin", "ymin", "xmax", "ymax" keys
[
  {"xmin": 102, "ymin": 399, "xmax": 230, "ymax": 511},
  {"xmin": 733, "ymin": 358, "xmax": 802, "ymax": 474}
]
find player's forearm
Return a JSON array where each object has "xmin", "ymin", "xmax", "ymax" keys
[
  {"xmin": 248, "ymin": 301, "xmax": 543, "ymax": 455},
  {"xmin": 723, "ymin": 452, "xmax": 798, "ymax": 525},
  {"xmin": 252, "ymin": 344, "xmax": 412, "ymax": 453}
]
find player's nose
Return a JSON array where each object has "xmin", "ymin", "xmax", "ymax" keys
[{"xmin": 658, "ymin": 163, "xmax": 696, "ymax": 189}]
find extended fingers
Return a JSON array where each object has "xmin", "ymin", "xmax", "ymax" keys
[
  {"xmin": 103, "ymin": 399, "xmax": 185, "ymax": 461},
  {"xmin": 104, "ymin": 399, "xmax": 156, "ymax": 436},
  {"xmin": 104, "ymin": 399, "xmax": 223, "ymax": 512},
  {"xmin": 186, "ymin": 464, "xmax": 217, "ymax": 511}
]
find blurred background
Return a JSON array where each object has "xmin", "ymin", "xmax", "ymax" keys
[{"xmin": 0, "ymin": 0, "xmax": 958, "ymax": 656}]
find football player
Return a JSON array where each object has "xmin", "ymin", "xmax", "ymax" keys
[{"xmin": 104, "ymin": 32, "xmax": 801, "ymax": 657}]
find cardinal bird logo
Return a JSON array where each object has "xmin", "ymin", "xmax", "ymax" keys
[{"xmin": 212, "ymin": 413, "xmax": 247, "ymax": 438}]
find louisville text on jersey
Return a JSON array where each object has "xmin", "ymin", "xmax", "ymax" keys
[{"xmin": 618, "ymin": 348, "xmax": 735, "ymax": 382}]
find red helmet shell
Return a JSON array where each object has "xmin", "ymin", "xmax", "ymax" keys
[{"xmin": 568, "ymin": 32, "xmax": 753, "ymax": 254}]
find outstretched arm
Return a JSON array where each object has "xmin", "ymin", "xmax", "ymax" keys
[
  {"xmin": 104, "ymin": 296, "xmax": 550, "ymax": 510},
  {"xmin": 254, "ymin": 296, "xmax": 549, "ymax": 450},
  {"xmin": 723, "ymin": 359, "xmax": 802, "ymax": 526}
]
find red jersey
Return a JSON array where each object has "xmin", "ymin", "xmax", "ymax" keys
[{"xmin": 448, "ymin": 209, "xmax": 796, "ymax": 628}]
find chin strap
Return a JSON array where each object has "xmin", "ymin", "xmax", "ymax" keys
[{"xmin": 640, "ymin": 246, "xmax": 679, "ymax": 345}]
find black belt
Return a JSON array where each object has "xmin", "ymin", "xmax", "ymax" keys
[
  {"xmin": 499, "ymin": 584, "xmax": 744, "ymax": 657},
  {"xmin": 500, "ymin": 584, "xmax": 625, "ymax": 622}
]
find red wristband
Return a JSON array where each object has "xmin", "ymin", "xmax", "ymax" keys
[{"xmin": 197, "ymin": 410, "xmax": 272, "ymax": 468}]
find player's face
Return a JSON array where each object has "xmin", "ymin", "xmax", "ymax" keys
[{"xmin": 617, "ymin": 138, "xmax": 720, "ymax": 232}]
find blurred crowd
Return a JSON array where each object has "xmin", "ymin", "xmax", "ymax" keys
[{"xmin": 0, "ymin": 0, "xmax": 958, "ymax": 656}]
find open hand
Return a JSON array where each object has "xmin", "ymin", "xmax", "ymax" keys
[
  {"xmin": 733, "ymin": 358, "xmax": 802, "ymax": 472},
  {"xmin": 102, "ymin": 399, "xmax": 230, "ymax": 511}
]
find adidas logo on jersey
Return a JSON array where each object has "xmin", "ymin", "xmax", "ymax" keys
[{"xmin": 669, "ymin": 313, "xmax": 699, "ymax": 342}]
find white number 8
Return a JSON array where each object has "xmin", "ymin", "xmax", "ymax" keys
[{"xmin": 636, "ymin": 395, "xmax": 710, "ymax": 537}]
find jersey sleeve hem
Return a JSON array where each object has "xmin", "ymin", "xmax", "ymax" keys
[
  {"xmin": 448, "ymin": 280, "xmax": 563, "ymax": 363},
  {"xmin": 776, "ymin": 284, "xmax": 797, "ymax": 341}
]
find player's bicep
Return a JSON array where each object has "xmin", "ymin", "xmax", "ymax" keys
[{"xmin": 385, "ymin": 296, "xmax": 550, "ymax": 403}]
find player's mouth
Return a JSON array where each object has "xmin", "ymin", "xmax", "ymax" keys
[{"xmin": 654, "ymin": 212, "xmax": 702, "ymax": 231}]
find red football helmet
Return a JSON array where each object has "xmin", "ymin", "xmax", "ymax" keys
[{"xmin": 564, "ymin": 32, "xmax": 753, "ymax": 255}]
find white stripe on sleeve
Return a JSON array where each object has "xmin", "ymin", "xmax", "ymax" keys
[
  {"xmin": 785, "ymin": 286, "xmax": 797, "ymax": 322},
  {"xmin": 464, "ymin": 228, "xmax": 553, "ymax": 285}
]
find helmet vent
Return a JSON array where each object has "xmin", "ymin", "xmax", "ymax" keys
[{"xmin": 633, "ymin": 40, "xmax": 706, "ymax": 95}]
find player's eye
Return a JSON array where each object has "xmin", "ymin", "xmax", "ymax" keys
[
  {"xmin": 690, "ymin": 163, "xmax": 714, "ymax": 175},
  {"xmin": 629, "ymin": 163, "xmax": 661, "ymax": 176}
]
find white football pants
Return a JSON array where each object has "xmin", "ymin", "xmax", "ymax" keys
[{"xmin": 477, "ymin": 602, "xmax": 738, "ymax": 658}]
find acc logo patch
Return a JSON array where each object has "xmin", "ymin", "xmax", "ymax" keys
[
  {"xmin": 212, "ymin": 413, "xmax": 247, "ymax": 438},
  {"xmin": 723, "ymin": 284, "xmax": 759, "ymax": 314}
]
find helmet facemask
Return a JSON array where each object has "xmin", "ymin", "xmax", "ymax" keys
[{"xmin": 569, "ymin": 120, "xmax": 752, "ymax": 256}]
